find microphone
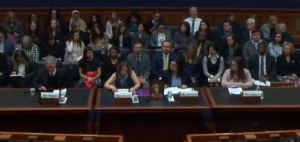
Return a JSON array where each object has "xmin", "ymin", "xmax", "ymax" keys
[{"xmin": 60, "ymin": 70, "xmax": 75, "ymax": 89}]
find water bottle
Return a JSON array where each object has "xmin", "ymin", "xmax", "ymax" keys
[{"xmin": 168, "ymin": 90, "xmax": 172, "ymax": 98}]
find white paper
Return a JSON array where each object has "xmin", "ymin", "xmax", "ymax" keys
[
  {"xmin": 53, "ymin": 90, "xmax": 60, "ymax": 94},
  {"xmin": 10, "ymin": 74, "xmax": 23, "ymax": 77},
  {"xmin": 253, "ymin": 80, "xmax": 271, "ymax": 86},
  {"xmin": 117, "ymin": 89, "xmax": 129, "ymax": 92},
  {"xmin": 228, "ymin": 87, "xmax": 243, "ymax": 95},
  {"xmin": 163, "ymin": 87, "xmax": 193, "ymax": 95},
  {"xmin": 167, "ymin": 96, "xmax": 175, "ymax": 102}
]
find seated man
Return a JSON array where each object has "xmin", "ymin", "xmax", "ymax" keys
[
  {"xmin": 248, "ymin": 42, "xmax": 276, "ymax": 82},
  {"xmin": 33, "ymin": 55, "xmax": 72, "ymax": 90},
  {"xmin": 243, "ymin": 29, "xmax": 267, "ymax": 62},
  {"xmin": 15, "ymin": 35, "xmax": 39, "ymax": 62},
  {"xmin": 126, "ymin": 41, "xmax": 151, "ymax": 88}
]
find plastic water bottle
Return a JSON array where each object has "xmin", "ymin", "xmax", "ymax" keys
[{"xmin": 168, "ymin": 90, "xmax": 172, "ymax": 98}]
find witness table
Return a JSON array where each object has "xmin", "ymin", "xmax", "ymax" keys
[
  {"xmin": 0, "ymin": 88, "xmax": 95, "ymax": 133},
  {"xmin": 95, "ymin": 88, "xmax": 211, "ymax": 142},
  {"xmin": 205, "ymin": 87, "xmax": 300, "ymax": 133}
]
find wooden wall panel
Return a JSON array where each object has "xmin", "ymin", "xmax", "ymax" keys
[{"xmin": 0, "ymin": 7, "xmax": 299, "ymax": 36}]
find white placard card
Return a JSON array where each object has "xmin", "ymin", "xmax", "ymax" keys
[
  {"xmin": 41, "ymin": 92, "xmax": 59, "ymax": 99},
  {"xmin": 242, "ymin": 91, "xmax": 263, "ymax": 97},
  {"xmin": 180, "ymin": 91, "xmax": 198, "ymax": 97},
  {"xmin": 114, "ymin": 92, "xmax": 133, "ymax": 98}
]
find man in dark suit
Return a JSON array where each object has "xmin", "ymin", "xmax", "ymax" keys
[
  {"xmin": 33, "ymin": 55, "xmax": 72, "ymax": 90},
  {"xmin": 0, "ymin": 28, "xmax": 15, "ymax": 61},
  {"xmin": 145, "ymin": 10, "xmax": 164, "ymax": 35},
  {"xmin": 190, "ymin": 30, "xmax": 211, "ymax": 61},
  {"xmin": 248, "ymin": 42, "xmax": 276, "ymax": 81},
  {"xmin": 151, "ymin": 40, "xmax": 178, "ymax": 81},
  {"xmin": 239, "ymin": 18, "xmax": 264, "ymax": 46}
]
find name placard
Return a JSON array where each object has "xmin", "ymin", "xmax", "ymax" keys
[
  {"xmin": 180, "ymin": 91, "xmax": 198, "ymax": 97},
  {"xmin": 41, "ymin": 92, "xmax": 59, "ymax": 99},
  {"xmin": 114, "ymin": 92, "xmax": 133, "ymax": 98},
  {"xmin": 243, "ymin": 91, "xmax": 262, "ymax": 97}
]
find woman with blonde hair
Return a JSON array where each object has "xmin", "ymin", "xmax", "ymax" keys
[
  {"xmin": 2, "ymin": 12, "xmax": 24, "ymax": 44},
  {"xmin": 106, "ymin": 12, "xmax": 122, "ymax": 39},
  {"xmin": 260, "ymin": 15, "xmax": 277, "ymax": 41}
]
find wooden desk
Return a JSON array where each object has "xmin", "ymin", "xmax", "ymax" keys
[
  {"xmin": 0, "ymin": 88, "xmax": 95, "ymax": 134},
  {"xmin": 205, "ymin": 87, "xmax": 300, "ymax": 133},
  {"xmin": 95, "ymin": 88, "xmax": 211, "ymax": 142}
]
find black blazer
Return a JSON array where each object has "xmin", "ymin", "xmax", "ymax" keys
[
  {"xmin": 33, "ymin": 68, "xmax": 71, "ymax": 89},
  {"xmin": 161, "ymin": 70, "xmax": 192, "ymax": 87},
  {"xmin": 110, "ymin": 35, "xmax": 132, "ymax": 52},
  {"xmin": 220, "ymin": 44, "xmax": 242, "ymax": 60},
  {"xmin": 145, "ymin": 19, "xmax": 165, "ymax": 35},
  {"xmin": 248, "ymin": 54, "xmax": 276, "ymax": 80},
  {"xmin": 40, "ymin": 44, "xmax": 64, "ymax": 60},
  {"xmin": 101, "ymin": 57, "xmax": 123, "ymax": 81},
  {"xmin": 239, "ymin": 30, "xmax": 264, "ymax": 46},
  {"xmin": 277, "ymin": 54, "xmax": 299, "ymax": 76},
  {"xmin": 10, "ymin": 61, "xmax": 37, "ymax": 79},
  {"xmin": 193, "ymin": 29, "xmax": 215, "ymax": 43},
  {"xmin": 0, "ymin": 53, "xmax": 8, "ymax": 76}
]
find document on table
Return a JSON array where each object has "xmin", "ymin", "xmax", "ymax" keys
[
  {"xmin": 164, "ymin": 87, "xmax": 193, "ymax": 95},
  {"xmin": 253, "ymin": 79, "xmax": 271, "ymax": 86},
  {"xmin": 10, "ymin": 74, "xmax": 23, "ymax": 77},
  {"xmin": 117, "ymin": 89, "xmax": 129, "ymax": 92},
  {"xmin": 228, "ymin": 87, "xmax": 243, "ymax": 95}
]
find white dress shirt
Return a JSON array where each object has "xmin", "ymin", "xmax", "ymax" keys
[{"xmin": 184, "ymin": 17, "xmax": 201, "ymax": 35}]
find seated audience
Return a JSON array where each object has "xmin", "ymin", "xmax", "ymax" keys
[
  {"xmin": 44, "ymin": 8, "xmax": 65, "ymax": 35},
  {"xmin": 131, "ymin": 23, "xmax": 150, "ymax": 49},
  {"xmin": 0, "ymin": 28, "xmax": 15, "ymax": 61},
  {"xmin": 104, "ymin": 61, "xmax": 140, "ymax": 92},
  {"xmin": 10, "ymin": 50, "xmax": 36, "ymax": 88},
  {"xmin": 150, "ymin": 22, "xmax": 173, "ymax": 48},
  {"xmin": 276, "ymin": 42, "xmax": 299, "ymax": 82},
  {"xmin": 45, "ymin": 19, "xmax": 64, "ymax": 43},
  {"xmin": 190, "ymin": 31, "xmax": 211, "ymax": 61},
  {"xmin": 125, "ymin": 11, "xmax": 143, "ymax": 34},
  {"xmin": 174, "ymin": 21, "xmax": 192, "ymax": 51},
  {"xmin": 220, "ymin": 34, "xmax": 242, "ymax": 68},
  {"xmin": 78, "ymin": 47, "xmax": 101, "ymax": 88},
  {"xmin": 102, "ymin": 47, "xmax": 122, "ymax": 82},
  {"xmin": 239, "ymin": 18, "xmax": 257, "ymax": 46},
  {"xmin": 183, "ymin": 7, "xmax": 201, "ymax": 36},
  {"xmin": 40, "ymin": 34, "xmax": 63, "ymax": 61},
  {"xmin": 88, "ymin": 24, "xmax": 108, "ymax": 48},
  {"xmin": 151, "ymin": 40, "xmax": 178, "ymax": 81},
  {"xmin": 66, "ymin": 10, "xmax": 87, "ymax": 33},
  {"xmin": 184, "ymin": 45, "xmax": 199, "ymax": 84},
  {"xmin": 87, "ymin": 13, "xmax": 103, "ymax": 34},
  {"xmin": 70, "ymin": 21, "xmax": 88, "ymax": 45},
  {"xmin": 248, "ymin": 42, "xmax": 276, "ymax": 81},
  {"xmin": 221, "ymin": 57, "xmax": 253, "ymax": 88},
  {"xmin": 260, "ymin": 15, "xmax": 277, "ymax": 41},
  {"xmin": 162, "ymin": 58, "xmax": 191, "ymax": 88},
  {"xmin": 2, "ymin": 12, "xmax": 24, "ymax": 39},
  {"xmin": 215, "ymin": 20, "xmax": 236, "ymax": 47},
  {"xmin": 275, "ymin": 23, "xmax": 293, "ymax": 43},
  {"xmin": 26, "ymin": 22, "xmax": 42, "ymax": 47},
  {"xmin": 111, "ymin": 23, "xmax": 132, "ymax": 51},
  {"xmin": 33, "ymin": 55, "xmax": 72, "ymax": 90},
  {"xmin": 193, "ymin": 19, "xmax": 215, "ymax": 43},
  {"xmin": 25, "ymin": 13, "xmax": 44, "ymax": 35},
  {"xmin": 203, "ymin": 43, "xmax": 224, "ymax": 87},
  {"xmin": 64, "ymin": 30, "xmax": 85, "ymax": 62},
  {"xmin": 269, "ymin": 32, "xmax": 285, "ymax": 58},
  {"xmin": 145, "ymin": 10, "xmax": 164, "ymax": 35},
  {"xmin": 126, "ymin": 41, "xmax": 151, "ymax": 88},
  {"xmin": 106, "ymin": 12, "xmax": 122, "ymax": 39},
  {"xmin": 243, "ymin": 29, "xmax": 267, "ymax": 62},
  {"xmin": 217, "ymin": 13, "xmax": 240, "ymax": 35},
  {"xmin": 15, "ymin": 36, "xmax": 39, "ymax": 62},
  {"xmin": 0, "ymin": 53, "xmax": 8, "ymax": 87}
]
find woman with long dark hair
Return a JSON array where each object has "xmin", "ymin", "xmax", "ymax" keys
[
  {"xmin": 193, "ymin": 19, "xmax": 215, "ymax": 42},
  {"xmin": 45, "ymin": 19, "xmax": 63, "ymax": 43},
  {"xmin": 25, "ymin": 13, "xmax": 44, "ymax": 35},
  {"xmin": 87, "ymin": 13, "xmax": 103, "ymax": 34},
  {"xmin": 111, "ymin": 23, "xmax": 132, "ymax": 51},
  {"xmin": 88, "ymin": 24, "xmax": 108, "ymax": 48},
  {"xmin": 44, "ymin": 7, "xmax": 65, "ymax": 35},
  {"xmin": 269, "ymin": 32, "xmax": 285, "ymax": 58},
  {"xmin": 104, "ymin": 61, "xmax": 140, "ymax": 92},
  {"xmin": 64, "ymin": 30, "xmax": 85, "ymax": 62},
  {"xmin": 125, "ymin": 11, "xmax": 143, "ymax": 34},
  {"xmin": 220, "ymin": 34, "xmax": 242, "ymax": 68},
  {"xmin": 174, "ymin": 21, "xmax": 192, "ymax": 51},
  {"xmin": 162, "ymin": 58, "xmax": 192, "ymax": 88},
  {"xmin": 78, "ymin": 47, "xmax": 101, "ymax": 88},
  {"xmin": 102, "ymin": 47, "xmax": 122, "ymax": 82},
  {"xmin": 26, "ymin": 22, "xmax": 42, "ymax": 47},
  {"xmin": 221, "ymin": 57, "xmax": 253, "ymax": 88},
  {"xmin": 10, "ymin": 50, "xmax": 36, "ymax": 88},
  {"xmin": 40, "ymin": 34, "xmax": 63, "ymax": 61}
]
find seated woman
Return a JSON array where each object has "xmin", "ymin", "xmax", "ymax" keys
[
  {"xmin": 276, "ymin": 42, "xmax": 300, "ymax": 83},
  {"xmin": 193, "ymin": 19, "xmax": 215, "ymax": 42},
  {"xmin": 131, "ymin": 23, "xmax": 150, "ymax": 49},
  {"xmin": 260, "ymin": 15, "xmax": 277, "ymax": 41},
  {"xmin": 162, "ymin": 58, "xmax": 192, "ymax": 88},
  {"xmin": 10, "ymin": 50, "xmax": 36, "ymax": 88},
  {"xmin": 102, "ymin": 47, "xmax": 123, "ymax": 82},
  {"xmin": 2, "ymin": 12, "xmax": 24, "ymax": 40},
  {"xmin": 88, "ymin": 24, "xmax": 108, "ymax": 48},
  {"xmin": 66, "ymin": 10, "xmax": 87, "ymax": 33},
  {"xmin": 40, "ymin": 34, "xmax": 63, "ymax": 61},
  {"xmin": 174, "ymin": 21, "xmax": 192, "ymax": 52},
  {"xmin": 78, "ymin": 47, "xmax": 101, "ymax": 88},
  {"xmin": 125, "ymin": 11, "xmax": 143, "ymax": 34},
  {"xmin": 26, "ymin": 22, "xmax": 42, "ymax": 48},
  {"xmin": 0, "ymin": 53, "xmax": 8, "ymax": 87},
  {"xmin": 25, "ymin": 13, "xmax": 44, "ymax": 35},
  {"xmin": 86, "ymin": 13, "xmax": 103, "ymax": 34},
  {"xmin": 104, "ymin": 61, "xmax": 140, "ymax": 92},
  {"xmin": 221, "ymin": 57, "xmax": 253, "ymax": 88},
  {"xmin": 220, "ymin": 34, "xmax": 242, "ymax": 69},
  {"xmin": 45, "ymin": 19, "xmax": 64, "ymax": 43},
  {"xmin": 269, "ymin": 32, "xmax": 285, "ymax": 59},
  {"xmin": 150, "ymin": 22, "xmax": 173, "ymax": 48},
  {"xmin": 274, "ymin": 23, "xmax": 293, "ymax": 42},
  {"xmin": 184, "ymin": 45, "xmax": 198, "ymax": 85},
  {"xmin": 111, "ymin": 23, "xmax": 132, "ymax": 51},
  {"xmin": 203, "ymin": 43, "xmax": 224, "ymax": 87},
  {"xmin": 105, "ymin": 12, "xmax": 122, "ymax": 39},
  {"xmin": 64, "ymin": 30, "xmax": 85, "ymax": 62}
]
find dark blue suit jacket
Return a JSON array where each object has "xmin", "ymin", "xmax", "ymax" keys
[
  {"xmin": 151, "ymin": 52, "xmax": 178, "ymax": 81},
  {"xmin": 3, "ymin": 39, "xmax": 15, "ymax": 61},
  {"xmin": 161, "ymin": 70, "xmax": 192, "ymax": 87}
]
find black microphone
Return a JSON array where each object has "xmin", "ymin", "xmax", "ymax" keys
[{"xmin": 61, "ymin": 70, "xmax": 75, "ymax": 89}]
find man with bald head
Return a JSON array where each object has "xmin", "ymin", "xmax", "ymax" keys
[{"xmin": 183, "ymin": 7, "xmax": 201, "ymax": 36}]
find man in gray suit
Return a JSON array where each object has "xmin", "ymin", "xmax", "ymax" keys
[
  {"xmin": 243, "ymin": 29, "xmax": 268, "ymax": 62},
  {"xmin": 0, "ymin": 28, "xmax": 14, "ymax": 61},
  {"xmin": 127, "ymin": 41, "xmax": 151, "ymax": 88},
  {"xmin": 150, "ymin": 23, "xmax": 173, "ymax": 48}
]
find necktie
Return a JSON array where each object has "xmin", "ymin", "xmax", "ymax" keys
[
  {"xmin": 136, "ymin": 55, "xmax": 141, "ymax": 76},
  {"xmin": 260, "ymin": 56, "xmax": 265, "ymax": 76},
  {"xmin": 197, "ymin": 43, "xmax": 202, "ymax": 57},
  {"xmin": 163, "ymin": 54, "xmax": 168, "ymax": 70},
  {"xmin": 191, "ymin": 19, "xmax": 195, "ymax": 36}
]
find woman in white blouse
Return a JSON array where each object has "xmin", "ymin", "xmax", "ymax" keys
[
  {"xmin": 106, "ymin": 12, "xmax": 122, "ymax": 39},
  {"xmin": 64, "ymin": 30, "xmax": 85, "ymax": 62}
]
